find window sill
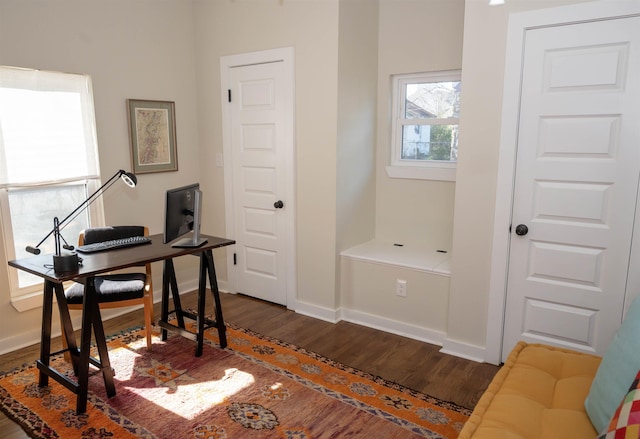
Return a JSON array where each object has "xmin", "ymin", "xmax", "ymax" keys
[{"xmin": 385, "ymin": 165, "xmax": 456, "ymax": 182}]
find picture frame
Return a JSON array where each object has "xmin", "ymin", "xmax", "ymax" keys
[{"xmin": 127, "ymin": 99, "xmax": 178, "ymax": 174}]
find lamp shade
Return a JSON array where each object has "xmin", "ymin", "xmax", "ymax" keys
[{"xmin": 120, "ymin": 171, "xmax": 137, "ymax": 188}]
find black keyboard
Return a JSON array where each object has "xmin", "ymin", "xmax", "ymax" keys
[{"xmin": 76, "ymin": 236, "xmax": 152, "ymax": 253}]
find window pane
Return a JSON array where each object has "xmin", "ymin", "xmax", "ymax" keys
[
  {"xmin": 0, "ymin": 88, "xmax": 91, "ymax": 183},
  {"xmin": 9, "ymin": 185, "xmax": 89, "ymax": 287},
  {"xmin": 0, "ymin": 67, "xmax": 100, "ymax": 187},
  {"xmin": 405, "ymin": 81, "xmax": 460, "ymax": 120},
  {"xmin": 401, "ymin": 124, "xmax": 458, "ymax": 161}
]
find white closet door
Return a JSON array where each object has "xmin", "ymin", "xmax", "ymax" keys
[{"xmin": 502, "ymin": 16, "xmax": 640, "ymax": 361}]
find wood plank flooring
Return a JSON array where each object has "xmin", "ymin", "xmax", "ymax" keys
[{"xmin": 0, "ymin": 291, "xmax": 499, "ymax": 438}]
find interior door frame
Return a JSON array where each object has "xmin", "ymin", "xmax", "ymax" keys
[
  {"xmin": 486, "ymin": 0, "xmax": 640, "ymax": 365},
  {"xmin": 219, "ymin": 47, "xmax": 297, "ymax": 308}
]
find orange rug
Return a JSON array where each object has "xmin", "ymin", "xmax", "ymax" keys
[{"xmin": 0, "ymin": 323, "xmax": 470, "ymax": 438}]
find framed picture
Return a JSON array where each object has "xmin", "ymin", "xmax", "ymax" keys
[{"xmin": 127, "ymin": 99, "xmax": 178, "ymax": 174}]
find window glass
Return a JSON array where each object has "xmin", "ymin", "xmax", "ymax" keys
[
  {"xmin": 0, "ymin": 66, "xmax": 102, "ymax": 299},
  {"xmin": 9, "ymin": 185, "xmax": 89, "ymax": 288},
  {"xmin": 401, "ymin": 124, "xmax": 458, "ymax": 161},
  {"xmin": 0, "ymin": 88, "xmax": 93, "ymax": 181},
  {"xmin": 389, "ymin": 71, "xmax": 461, "ymax": 180},
  {"xmin": 405, "ymin": 82, "xmax": 459, "ymax": 120}
]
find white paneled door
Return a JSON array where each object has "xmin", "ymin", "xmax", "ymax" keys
[
  {"xmin": 502, "ymin": 16, "xmax": 640, "ymax": 360},
  {"xmin": 222, "ymin": 49, "xmax": 295, "ymax": 306}
]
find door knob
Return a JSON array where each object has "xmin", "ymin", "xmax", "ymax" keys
[
  {"xmin": 274, "ymin": 200, "xmax": 284, "ymax": 209},
  {"xmin": 515, "ymin": 224, "xmax": 528, "ymax": 236}
]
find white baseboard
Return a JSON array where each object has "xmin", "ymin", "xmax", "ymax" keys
[
  {"xmin": 0, "ymin": 327, "xmax": 44, "ymax": 357},
  {"xmin": 341, "ymin": 308, "xmax": 446, "ymax": 347},
  {"xmin": 291, "ymin": 299, "xmax": 341, "ymax": 323},
  {"xmin": 288, "ymin": 300, "xmax": 490, "ymax": 364},
  {"xmin": 440, "ymin": 337, "xmax": 488, "ymax": 363},
  {"xmin": 290, "ymin": 300, "xmax": 447, "ymax": 348},
  {"xmin": 2, "ymin": 282, "xmax": 491, "ymax": 366}
]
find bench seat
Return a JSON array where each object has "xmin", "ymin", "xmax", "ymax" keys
[{"xmin": 459, "ymin": 342, "xmax": 600, "ymax": 439}]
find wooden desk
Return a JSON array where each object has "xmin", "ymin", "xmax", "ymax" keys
[{"xmin": 8, "ymin": 233, "xmax": 234, "ymax": 414}]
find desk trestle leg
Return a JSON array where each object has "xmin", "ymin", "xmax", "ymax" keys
[
  {"xmin": 39, "ymin": 279, "xmax": 116, "ymax": 414},
  {"xmin": 159, "ymin": 249, "xmax": 227, "ymax": 356}
]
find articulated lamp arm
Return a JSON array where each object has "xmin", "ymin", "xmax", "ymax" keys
[{"xmin": 25, "ymin": 170, "xmax": 137, "ymax": 263}]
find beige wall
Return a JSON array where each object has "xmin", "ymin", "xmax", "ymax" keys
[
  {"xmin": 445, "ymin": 0, "xmax": 596, "ymax": 356},
  {"xmin": 335, "ymin": 0, "xmax": 464, "ymax": 347},
  {"xmin": 0, "ymin": 0, "xmax": 348, "ymax": 352},
  {"xmin": 192, "ymin": 0, "xmax": 341, "ymax": 310},
  {"xmin": 375, "ymin": 0, "xmax": 464, "ymax": 251},
  {"xmin": 0, "ymin": 0, "xmax": 203, "ymax": 352},
  {"xmin": 336, "ymin": 0, "xmax": 379, "ymax": 299},
  {"xmin": 341, "ymin": 257, "xmax": 450, "ymax": 338},
  {"xmin": 0, "ymin": 0, "xmax": 605, "ymax": 362}
]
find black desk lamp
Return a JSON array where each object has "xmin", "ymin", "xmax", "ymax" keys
[{"xmin": 25, "ymin": 169, "xmax": 138, "ymax": 273}]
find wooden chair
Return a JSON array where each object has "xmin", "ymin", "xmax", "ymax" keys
[{"xmin": 62, "ymin": 226, "xmax": 154, "ymax": 356}]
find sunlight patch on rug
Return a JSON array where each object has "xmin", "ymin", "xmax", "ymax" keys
[{"xmin": 0, "ymin": 323, "xmax": 470, "ymax": 438}]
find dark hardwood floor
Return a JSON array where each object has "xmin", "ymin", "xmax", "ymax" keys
[{"xmin": 0, "ymin": 291, "xmax": 499, "ymax": 438}]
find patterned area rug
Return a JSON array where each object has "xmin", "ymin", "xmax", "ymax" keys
[{"xmin": 0, "ymin": 323, "xmax": 470, "ymax": 438}]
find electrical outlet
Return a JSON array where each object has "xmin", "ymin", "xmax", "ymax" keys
[{"xmin": 396, "ymin": 279, "xmax": 407, "ymax": 297}]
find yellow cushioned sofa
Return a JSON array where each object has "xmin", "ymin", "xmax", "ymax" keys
[
  {"xmin": 458, "ymin": 342, "xmax": 600, "ymax": 439},
  {"xmin": 459, "ymin": 294, "xmax": 640, "ymax": 439}
]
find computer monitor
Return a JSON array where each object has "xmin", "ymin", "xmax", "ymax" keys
[{"xmin": 163, "ymin": 183, "xmax": 208, "ymax": 248}]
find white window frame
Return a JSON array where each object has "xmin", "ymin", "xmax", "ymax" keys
[
  {"xmin": 0, "ymin": 66, "xmax": 104, "ymax": 311},
  {"xmin": 386, "ymin": 70, "xmax": 461, "ymax": 182}
]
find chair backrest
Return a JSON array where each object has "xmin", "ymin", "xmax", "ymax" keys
[{"xmin": 80, "ymin": 226, "xmax": 147, "ymax": 246}]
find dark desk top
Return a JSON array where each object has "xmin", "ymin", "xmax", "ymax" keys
[{"xmin": 8, "ymin": 233, "xmax": 235, "ymax": 283}]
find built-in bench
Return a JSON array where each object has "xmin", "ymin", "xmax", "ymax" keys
[
  {"xmin": 339, "ymin": 240, "xmax": 451, "ymax": 345},
  {"xmin": 340, "ymin": 240, "xmax": 451, "ymax": 276}
]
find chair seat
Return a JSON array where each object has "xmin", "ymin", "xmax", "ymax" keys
[{"xmin": 65, "ymin": 273, "xmax": 147, "ymax": 304}]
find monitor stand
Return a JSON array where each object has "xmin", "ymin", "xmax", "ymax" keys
[
  {"xmin": 171, "ymin": 189, "xmax": 208, "ymax": 248},
  {"xmin": 171, "ymin": 234, "xmax": 208, "ymax": 248}
]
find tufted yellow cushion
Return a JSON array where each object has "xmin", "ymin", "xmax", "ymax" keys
[{"xmin": 459, "ymin": 342, "xmax": 601, "ymax": 439}]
